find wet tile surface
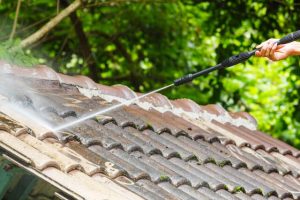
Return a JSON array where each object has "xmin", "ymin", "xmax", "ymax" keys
[{"xmin": 0, "ymin": 66, "xmax": 300, "ymax": 200}]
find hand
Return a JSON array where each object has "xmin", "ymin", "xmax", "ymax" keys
[{"xmin": 255, "ymin": 39, "xmax": 298, "ymax": 61}]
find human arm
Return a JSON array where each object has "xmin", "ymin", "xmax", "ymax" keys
[{"xmin": 255, "ymin": 39, "xmax": 300, "ymax": 61}]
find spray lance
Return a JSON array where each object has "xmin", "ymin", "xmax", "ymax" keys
[
  {"xmin": 174, "ymin": 30, "xmax": 300, "ymax": 86},
  {"xmin": 51, "ymin": 30, "xmax": 300, "ymax": 132}
]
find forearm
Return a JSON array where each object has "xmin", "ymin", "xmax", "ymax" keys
[{"xmin": 291, "ymin": 41, "xmax": 300, "ymax": 56}]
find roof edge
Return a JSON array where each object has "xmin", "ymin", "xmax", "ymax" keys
[{"xmin": 0, "ymin": 60, "xmax": 258, "ymax": 130}]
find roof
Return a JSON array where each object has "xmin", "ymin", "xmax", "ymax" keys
[{"xmin": 0, "ymin": 60, "xmax": 300, "ymax": 200}]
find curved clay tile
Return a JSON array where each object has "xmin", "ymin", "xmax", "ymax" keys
[
  {"xmin": 73, "ymin": 75, "xmax": 98, "ymax": 89},
  {"xmin": 0, "ymin": 130, "xmax": 60, "ymax": 171},
  {"xmin": 96, "ymin": 84, "xmax": 119, "ymax": 96},
  {"xmin": 43, "ymin": 138, "xmax": 102, "ymax": 176},
  {"xmin": 10, "ymin": 65, "xmax": 60, "ymax": 81},
  {"xmin": 229, "ymin": 112, "xmax": 258, "ymax": 127},
  {"xmin": 138, "ymin": 92, "xmax": 173, "ymax": 109},
  {"xmin": 19, "ymin": 134, "xmax": 82, "ymax": 173},
  {"xmin": 58, "ymin": 73, "xmax": 97, "ymax": 89},
  {"xmin": 112, "ymin": 85, "xmax": 137, "ymax": 100},
  {"xmin": 171, "ymin": 99, "xmax": 203, "ymax": 113},
  {"xmin": 202, "ymin": 104, "xmax": 227, "ymax": 115}
]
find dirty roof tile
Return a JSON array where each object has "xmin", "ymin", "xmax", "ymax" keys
[
  {"xmin": 110, "ymin": 148, "xmax": 166, "ymax": 183},
  {"xmin": 1, "ymin": 62, "xmax": 300, "ymax": 200},
  {"xmin": 88, "ymin": 145, "xmax": 148, "ymax": 181},
  {"xmin": 252, "ymin": 194, "xmax": 268, "ymax": 200},
  {"xmin": 161, "ymin": 110, "xmax": 220, "ymax": 141},
  {"xmin": 157, "ymin": 182, "xmax": 198, "ymax": 200},
  {"xmin": 66, "ymin": 141, "xmax": 123, "ymax": 178},
  {"xmin": 0, "ymin": 130, "xmax": 59, "ymax": 170},
  {"xmin": 240, "ymin": 126, "xmax": 300, "ymax": 157},
  {"xmin": 126, "ymin": 106, "xmax": 178, "ymax": 134},
  {"xmin": 253, "ymin": 170, "xmax": 298, "ymax": 199},
  {"xmin": 105, "ymin": 122, "xmax": 158, "ymax": 154},
  {"xmin": 115, "ymin": 176, "xmax": 164, "ymax": 200},
  {"xmin": 142, "ymin": 130, "xmax": 195, "ymax": 161},
  {"xmin": 161, "ymin": 133, "xmax": 218, "ymax": 164},
  {"xmin": 92, "ymin": 174, "xmax": 144, "ymax": 200},
  {"xmin": 178, "ymin": 185, "xmax": 210, "ymax": 199},
  {"xmin": 123, "ymin": 126, "xmax": 175, "ymax": 157},
  {"xmin": 136, "ymin": 179, "xmax": 179, "ymax": 200},
  {"xmin": 206, "ymin": 163, "xmax": 262, "ymax": 195},
  {"xmin": 216, "ymin": 189, "xmax": 240, "ymax": 200},
  {"xmin": 18, "ymin": 134, "xmax": 81, "ymax": 173},
  {"xmin": 170, "ymin": 158, "xmax": 227, "ymax": 190},
  {"xmin": 179, "ymin": 136, "xmax": 244, "ymax": 167},
  {"xmin": 104, "ymin": 107, "xmax": 149, "ymax": 129},
  {"xmin": 235, "ymin": 192, "xmax": 254, "ymax": 200},
  {"xmin": 130, "ymin": 151, "xmax": 188, "ymax": 187}
]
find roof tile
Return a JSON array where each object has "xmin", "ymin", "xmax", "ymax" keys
[
  {"xmin": 170, "ymin": 98, "xmax": 203, "ymax": 113},
  {"xmin": 136, "ymin": 179, "xmax": 179, "ymax": 200},
  {"xmin": 202, "ymin": 104, "xmax": 227, "ymax": 115},
  {"xmin": 19, "ymin": 134, "xmax": 82, "ymax": 173},
  {"xmin": 0, "ymin": 130, "xmax": 59, "ymax": 170},
  {"xmin": 170, "ymin": 158, "xmax": 227, "ymax": 190},
  {"xmin": 130, "ymin": 151, "xmax": 188, "ymax": 187},
  {"xmin": 143, "ymin": 131, "xmax": 195, "ymax": 161},
  {"xmin": 207, "ymin": 163, "xmax": 262, "ymax": 195},
  {"xmin": 197, "ymin": 187, "xmax": 227, "ymax": 199},
  {"xmin": 58, "ymin": 74, "xmax": 97, "ymax": 89},
  {"xmin": 157, "ymin": 182, "xmax": 198, "ymax": 200},
  {"xmin": 89, "ymin": 145, "xmax": 148, "ymax": 181},
  {"xmin": 1, "ymin": 62, "xmax": 300, "ymax": 199},
  {"xmin": 216, "ymin": 189, "xmax": 240, "ymax": 200},
  {"xmin": 137, "ymin": 92, "xmax": 173, "ymax": 109},
  {"xmin": 112, "ymin": 85, "xmax": 138, "ymax": 100},
  {"xmin": 110, "ymin": 148, "xmax": 166, "ymax": 183},
  {"xmin": 115, "ymin": 176, "xmax": 164, "ymax": 200},
  {"xmin": 178, "ymin": 185, "xmax": 210, "ymax": 199},
  {"xmin": 124, "ymin": 127, "xmax": 176, "ymax": 158}
]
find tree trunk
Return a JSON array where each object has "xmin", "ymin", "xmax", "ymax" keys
[{"xmin": 61, "ymin": 0, "xmax": 100, "ymax": 81}]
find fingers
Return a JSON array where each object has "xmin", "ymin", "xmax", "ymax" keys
[
  {"xmin": 269, "ymin": 43, "xmax": 277, "ymax": 60},
  {"xmin": 255, "ymin": 51, "xmax": 262, "ymax": 57},
  {"xmin": 260, "ymin": 41, "xmax": 268, "ymax": 56},
  {"xmin": 255, "ymin": 38, "xmax": 278, "ymax": 58},
  {"xmin": 265, "ymin": 42, "xmax": 275, "ymax": 57}
]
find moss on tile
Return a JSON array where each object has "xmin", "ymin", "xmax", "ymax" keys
[
  {"xmin": 159, "ymin": 175, "xmax": 169, "ymax": 182},
  {"xmin": 204, "ymin": 157, "xmax": 216, "ymax": 165},
  {"xmin": 233, "ymin": 186, "xmax": 245, "ymax": 193},
  {"xmin": 189, "ymin": 154, "xmax": 198, "ymax": 161},
  {"xmin": 173, "ymin": 152, "xmax": 181, "ymax": 159},
  {"xmin": 218, "ymin": 160, "xmax": 231, "ymax": 167}
]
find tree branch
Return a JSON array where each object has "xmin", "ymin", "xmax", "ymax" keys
[
  {"xmin": 86, "ymin": 0, "xmax": 176, "ymax": 8},
  {"xmin": 9, "ymin": 0, "xmax": 22, "ymax": 40},
  {"xmin": 20, "ymin": 0, "xmax": 82, "ymax": 48},
  {"xmin": 60, "ymin": 0, "xmax": 100, "ymax": 81}
]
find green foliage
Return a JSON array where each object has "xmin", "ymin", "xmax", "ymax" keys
[
  {"xmin": 0, "ymin": 40, "xmax": 38, "ymax": 67},
  {"xmin": 1, "ymin": 0, "xmax": 300, "ymax": 148}
]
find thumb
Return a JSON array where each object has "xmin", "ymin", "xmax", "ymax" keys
[
  {"xmin": 255, "ymin": 51, "xmax": 262, "ymax": 57},
  {"xmin": 256, "ymin": 44, "xmax": 263, "ymax": 48}
]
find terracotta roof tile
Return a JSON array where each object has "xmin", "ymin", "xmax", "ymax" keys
[{"xmin": 0, "ymin": 61, "xmax": 300, "ymax": 199}]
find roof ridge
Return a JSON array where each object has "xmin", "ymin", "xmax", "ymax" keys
[{"xmin": 0, "ymin": 60, "xmax": 257, "ymax": 130}]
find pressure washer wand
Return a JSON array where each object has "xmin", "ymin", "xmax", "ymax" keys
[{"xmin": 174, "ymin": 30, "xmax": 300, "ymax": 86}]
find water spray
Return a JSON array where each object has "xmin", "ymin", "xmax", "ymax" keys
[
  {"xmin": 51, "ymin": 30, "xmax": 300, "ymax": 131},
  {"xmin": 53, "ymin": 84, "xmax": 174, "ymax": 131}
]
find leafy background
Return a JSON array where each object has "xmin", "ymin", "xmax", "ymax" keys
[{"xmin": 1, "ymin": 0, "xmax": 300, "ymax": 148}]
